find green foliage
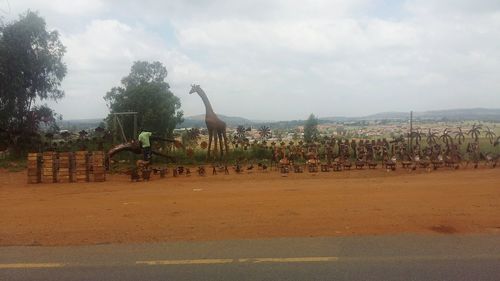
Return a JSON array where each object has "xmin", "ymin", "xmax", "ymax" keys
[
  {"xmin": 273, "ymin": 128, "xmax": 285, "ymax": 141},
  {"xmin": 104, "ymin": 61, "xmax": 183, "ymax": 140},
  {"xmin": 161, "ymin": 143, "xmax": 273, "ymax": 166},
  {"xmin": 0, "ymin": 152, "xmax": 27, "ymax": 172},
  {"xmin": 303, "ymin": 113, "xmax": 319, "ymax": 143},
  {"xmin": 250, "ymin": 145, "xmax": 272, "ymax": 160},
  {"xmin": 180, "ymin": 128, "xmax": 200, "ymax": 148},
  {"xmin": 0, "ymin": 11, "xmax": 66, "ymax": 152}
]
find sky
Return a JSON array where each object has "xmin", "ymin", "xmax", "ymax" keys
[{"xmin": 2, "ymin": 0, "xmax": 500, "ymax": 120}]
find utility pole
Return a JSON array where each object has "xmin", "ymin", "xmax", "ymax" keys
[
  {"xmin": 133, "ymin": 114, "xmax": 137, "ymax": 140},
  {"xmin": 113, "ymin": 115, "xmax": 117, "ymax": 145},
  {"xmin": 409, "ymin": 111, "xmax": 413, "ymax": 154},
  {"xmin": 111, "ymin": 112, "xmax": 138, "ymax": 144}
]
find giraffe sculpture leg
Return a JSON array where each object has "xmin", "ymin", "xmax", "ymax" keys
[
  {"xmin": 207, "ymin": 129, "xmax": 213, "ymax": 158},
  {"xmin": 223, "ymin": 131, "xmax": 229, "ymax": 157},
  {"xmin": 213, "ymin": 129, "xmax": 219, "ymax": 157},
  {"xmin": 218, "ymin": 131, "xmax": 224, "ymax": 158}
]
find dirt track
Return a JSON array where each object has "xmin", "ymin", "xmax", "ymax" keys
[{"xmin": 1, "ymin": 167, "xmax": 499, "ymax": 246}]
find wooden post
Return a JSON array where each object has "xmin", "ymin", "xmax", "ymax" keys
[
  {"xmin": 27, "ymin": 153, "xmax": 41, "ymax": 184},
  {"xmin": 42, "ymin": 152, "xmax": 56, "ymax": 183},
  {"xmin": 57, "ymin": 152, "xmax": 71, "ymax": 183},
  {"xmin": 70, "ymin": 152, "xmax": 76, "ymax": 182},
  {"xmin": 92, "ymin": 151, "xmax": 106, "ymax": 182},
  {"xmin": 74, "ymin": 151, "xmax": 89, "ymax": 182},
  {"xmin": 113, "ymin": 116, "xmax": 117, "ymax": 145},
  {"xmin": 409, "ymin": 111, "xmax": 413, "ymax": 155},
  {"xmin": 133, "ymin": 113, "xmax": 137, "ymax": 140}
]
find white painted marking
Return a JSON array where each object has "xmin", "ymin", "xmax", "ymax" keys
[
  {"xmin": 4, "ymin": 255, "xmax": 500, "ymax": 269},
  {"xmin": 0, "ymin": 263, "xmax": 65, "ymax": 269},
  {"xmin": 136, "ymin": 257, "xmax": 339, "ymax": 266},
  {"xmin": 248, "ymin": 257, "xmax": 339, "ymax": 263},
  {"xmin": 136, "ymin": 254, "xmax": 500, "ymax": 267},
  {"xmin": 136, "ymin": 259, "xmax": 234, "ymax": 265}
]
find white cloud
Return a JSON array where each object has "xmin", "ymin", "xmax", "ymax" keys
[
  {"xmin": 6, "ymin": 0, "xmax": 500, "ymax": 120},
  {"xmin": 48, "ymin": 19, "xmax": 204, "ymax": 119},
  {"xmin": 178, "ymin": 18, "xmax": 418, "ymax": 55},
  {"xmin": 8, "ymin": 0, "xmax": 103, "ymax": 15},
  {"xmin": 44, "ymin": 0, "xmax": 103, "ymax": 15},
  {"xmin": 404, "ymin": 0, "xmax": 500, "ymax": 16}
]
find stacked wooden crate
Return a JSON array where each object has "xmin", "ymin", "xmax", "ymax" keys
[
  {"xmin": 42, "ymin": 152, "xmax": 56, "ymax": 183},
  {"xmin": 92, "ymin": 151, "xmax": 106, "ymax": 182},
  {"xmin": 27, "ymin": 153, "xmax": 41, "ymax": 184},
  {"xmin": 74, "ymin": 151, "xmax": 89, "ymax": 182},
  {"xmin": 57, "ymin": 152, "xmax": 72, "ymax": 183}
]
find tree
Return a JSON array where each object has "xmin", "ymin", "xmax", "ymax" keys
[
  {"xmin": 181, "ymin": 127, "xmax": 200, "ymax": 148},
  {"xmin": 104, "ymin": 61, "xmax": 183, "ymax": 140},
  {"xmin": 0, "ymin": 11, "xmax": 66, "ymax": 151},
  {"xmin": 303, "ymin": 113, "xmax": 319, "ymax": 143},
  {"xmin": 78, "ymin": 130, "xmax": 88, "ymax": 140},
  {"xmin": 187, "ymin": 127, "xmax": 200, "ymax": 141}
]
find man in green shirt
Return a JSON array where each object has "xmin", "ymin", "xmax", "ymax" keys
[{"xmin": 138, "ymin": 128, "xmax": 152, "ymax": 161}]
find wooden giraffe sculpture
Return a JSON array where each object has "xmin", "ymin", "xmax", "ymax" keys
[{"xmin": 189, "ymin": 84, "xmax": 229, "ymax": 158}]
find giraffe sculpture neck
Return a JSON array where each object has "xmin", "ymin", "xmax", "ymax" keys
[{"xmin": 196, "ymin": 88, "xmax": 215, "ymax": 116}]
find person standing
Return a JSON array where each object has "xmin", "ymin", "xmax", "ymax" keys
[{"xmin": 138, "ymin": 129, "xmax": 152, "ymax": 161}]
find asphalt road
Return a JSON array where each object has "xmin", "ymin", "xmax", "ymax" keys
[{"xmin": 1, "ymin": 234, "xmax": 500, "ymax": 281}]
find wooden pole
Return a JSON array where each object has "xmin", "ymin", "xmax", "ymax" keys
[
  {"xmin": 133, "ymin": 113, "xmax": 137, "ymax": 140},
  {"xmin": 409, "ymin": 111, "xmax": 413, "ymax": 154},
  {"xmin": 113, "ymin": 115, "xmax": 117, "ymax": 145}
]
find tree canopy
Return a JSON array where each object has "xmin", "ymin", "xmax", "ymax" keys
[
  {"xmin": 303, "ymin": 113, "xmax": 319, "ymax": 143},
  {"xmin": 104, "ymin": 61, "xmax": 183, "ymax": 140},
  {"xmin": 0, "ymin": 11, "xmax": 66, "ymax": 151}
]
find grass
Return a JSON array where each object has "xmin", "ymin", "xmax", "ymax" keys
[{"xmin": 0, "ymin": 157, "xmax": 27, "ymax": 172}]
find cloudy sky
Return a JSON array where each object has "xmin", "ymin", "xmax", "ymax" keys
[{"xmin": 3, "ymin": 0, "xmax": 500, "ymax": 120}]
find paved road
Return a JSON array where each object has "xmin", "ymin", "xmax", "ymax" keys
[{"xmin": 1, "ymin": 234, "xmax": 500, "ymax": 281}]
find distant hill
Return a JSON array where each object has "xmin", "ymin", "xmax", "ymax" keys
[
  {"xmin": 359, "ymin": 108, "xmax": 500, "ymax": 121},
  {"xmin": 414, "ymin": 108, "xmax": 500, "ymax": 121},
  {"xmin": 57, "ymin": 118, "xmax": 105, "ymax": 131},
  {"xmin": 60, "ymin": 108, "xmax": 500, "ymax": 132},
  {"xmin": 178, "ymin": 114, "xmax": 255, "ymax": 128},
  {"xmin": 180, "ymin": 108, "xmax": 500, "ymax": 129}
]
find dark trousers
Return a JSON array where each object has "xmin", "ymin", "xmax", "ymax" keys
[{"xmin": 143, "ymin": 147, "xmax": 152, "ymax": 161}]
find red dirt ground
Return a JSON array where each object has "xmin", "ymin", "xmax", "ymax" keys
[{"xmin": 1, "ymin": 167, "xmax": 499, "ymax": 246}]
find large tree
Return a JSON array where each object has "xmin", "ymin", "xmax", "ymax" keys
[
  {"xmin": 303, "ymin": 113, "xmax": 319, "ymax": 143},
  {"xmin": 104, "ymin": 61, "xmax": 183, "ymax": 140},
  {"xmin": 0, "ymin": 11, "xmax": 66, "ymax": 151}
]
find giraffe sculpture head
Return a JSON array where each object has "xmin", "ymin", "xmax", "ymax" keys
[{"xmin": 189, "ymin": 84, "xmax": 201, "ymax": 95}]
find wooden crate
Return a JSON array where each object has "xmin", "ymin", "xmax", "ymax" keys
[
  {"xmin": 27, "ymin": 153, "xmax": 41, "ymax": 184},
  {"xmin": 57, "ymin": 152, "xmax": 72, "ymax": 183},
  {"xmin": 42, "ymin": 152, "xmax": 56, "ymax": 183},
  {"xmin": 91, "ymin": 151, "xmax": 106, "ymax": 182},
  {"xmin": 74, "ymin": 151, "xmax": 89, "ymax": 182}
]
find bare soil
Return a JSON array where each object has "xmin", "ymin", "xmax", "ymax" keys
[{"xmin": 1, "ymin": 167, "xmax": 499, "ymax": 246}]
